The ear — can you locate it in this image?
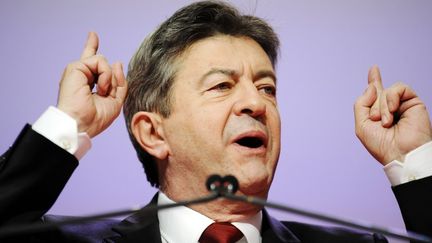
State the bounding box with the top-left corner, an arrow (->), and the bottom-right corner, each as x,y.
131,111 -> 169,160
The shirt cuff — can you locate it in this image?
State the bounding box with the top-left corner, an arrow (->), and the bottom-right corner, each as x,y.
384,141 -> 432,186
32,106 -> 91,160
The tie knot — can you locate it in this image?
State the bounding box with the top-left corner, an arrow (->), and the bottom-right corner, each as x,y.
199,222 -> 244,243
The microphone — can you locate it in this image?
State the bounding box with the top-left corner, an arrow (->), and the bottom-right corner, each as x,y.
215,175 -> 432,243
206,174 -> 239,195
222,175 -> 239,194
206,174 -> 223,193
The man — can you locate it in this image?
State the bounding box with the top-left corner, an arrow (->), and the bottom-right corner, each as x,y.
0,1 -> 431,242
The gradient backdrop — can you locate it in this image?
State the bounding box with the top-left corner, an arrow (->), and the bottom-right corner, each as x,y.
1,1 -> 431,242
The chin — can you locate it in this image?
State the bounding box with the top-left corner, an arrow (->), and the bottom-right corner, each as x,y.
236,170 -> 272,198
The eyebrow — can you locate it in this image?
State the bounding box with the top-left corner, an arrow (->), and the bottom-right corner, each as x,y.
199,68 -> 236,83
199,68 -> 277,84
255,70 -> 277,84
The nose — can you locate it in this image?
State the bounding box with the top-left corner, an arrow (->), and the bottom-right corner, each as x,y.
233,83 -> 266,119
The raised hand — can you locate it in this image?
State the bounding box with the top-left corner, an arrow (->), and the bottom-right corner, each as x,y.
354,66 -> 432,165
57,32 -> 128,138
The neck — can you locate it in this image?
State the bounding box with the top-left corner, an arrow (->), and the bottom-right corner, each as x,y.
160,176 -> 265,222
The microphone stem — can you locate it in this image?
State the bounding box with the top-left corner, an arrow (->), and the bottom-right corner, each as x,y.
222,193 -> 432,243
0,192 -> 219,238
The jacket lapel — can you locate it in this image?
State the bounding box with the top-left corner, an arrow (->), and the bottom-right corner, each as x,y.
261,209 -> 301,243
105,194 -> 162,243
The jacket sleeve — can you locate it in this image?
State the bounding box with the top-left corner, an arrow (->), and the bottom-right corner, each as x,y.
0,124 -> 78,226
392,176 -> 432,238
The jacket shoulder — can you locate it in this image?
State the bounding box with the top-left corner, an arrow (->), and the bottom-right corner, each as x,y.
42,215 -> 120,243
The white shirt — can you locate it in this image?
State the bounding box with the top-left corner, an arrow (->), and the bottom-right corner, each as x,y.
158,192 -> 261,243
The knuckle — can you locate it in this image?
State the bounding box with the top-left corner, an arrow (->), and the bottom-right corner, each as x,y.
354,97 -> 361,107
95,54 -> 108,62
395,81 -> 405,86
392,81 -> 407,90
354,92 -> 367,105
418,102 -> 428,112
65,61 -> 82,72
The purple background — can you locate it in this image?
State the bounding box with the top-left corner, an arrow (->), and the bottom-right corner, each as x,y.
1,1 -> 431,242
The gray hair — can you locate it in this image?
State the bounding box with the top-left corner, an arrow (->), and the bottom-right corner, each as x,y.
124,0 -> 280,187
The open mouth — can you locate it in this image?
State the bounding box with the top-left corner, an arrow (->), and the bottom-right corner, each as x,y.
235,137 -> 264,148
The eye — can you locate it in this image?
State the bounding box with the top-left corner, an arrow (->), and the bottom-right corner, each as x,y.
212,82 -> 233,91
259,85 -> 276,96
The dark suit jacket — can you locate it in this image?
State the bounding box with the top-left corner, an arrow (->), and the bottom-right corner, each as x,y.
0,125 -> 431,242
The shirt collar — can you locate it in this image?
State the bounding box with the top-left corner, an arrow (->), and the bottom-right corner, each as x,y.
157,192 -> 262,243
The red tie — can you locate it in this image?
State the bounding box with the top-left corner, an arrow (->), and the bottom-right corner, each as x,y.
199,222 -> 244,243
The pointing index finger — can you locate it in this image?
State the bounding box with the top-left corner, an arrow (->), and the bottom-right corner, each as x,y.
368,65 -> 384,92
80,32 -> 99,60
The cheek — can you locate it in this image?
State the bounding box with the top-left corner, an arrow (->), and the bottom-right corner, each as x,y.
268,109 -> 281,148
196,104 -> 231,134
166,107 -> 226,156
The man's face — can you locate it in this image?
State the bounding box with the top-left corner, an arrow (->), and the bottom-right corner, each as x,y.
161,35 -> 280,198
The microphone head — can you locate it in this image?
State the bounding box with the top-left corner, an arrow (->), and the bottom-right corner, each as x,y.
206,174 -> 223,192
222,175 -> 239,194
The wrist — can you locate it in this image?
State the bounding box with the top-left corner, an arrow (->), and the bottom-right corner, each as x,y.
33,106 -> 92,160
384,141 -> 432,186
